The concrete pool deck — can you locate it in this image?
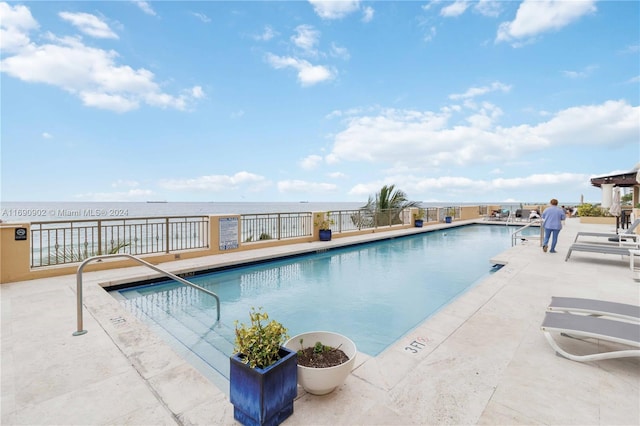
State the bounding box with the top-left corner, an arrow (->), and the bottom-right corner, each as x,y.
2,218 -> 639,425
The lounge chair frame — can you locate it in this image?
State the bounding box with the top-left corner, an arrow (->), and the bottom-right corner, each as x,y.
574,232 -> 638,244
547,296 -> 640,322
573,219 -> 640,244
541,312 -> 640,362
564,242 -> 638,261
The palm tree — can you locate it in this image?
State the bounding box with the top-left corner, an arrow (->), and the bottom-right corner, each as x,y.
359,184 -> 420,226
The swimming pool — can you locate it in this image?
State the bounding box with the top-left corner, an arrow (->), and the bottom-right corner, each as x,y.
115,224 -> 536,386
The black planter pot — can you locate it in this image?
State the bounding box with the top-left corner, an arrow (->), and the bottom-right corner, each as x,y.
319,229 -> 332,241
414,219 -> 423,227
230,347 -> 298,426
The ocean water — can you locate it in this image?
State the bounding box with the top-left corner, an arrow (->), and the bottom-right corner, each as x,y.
0,201 -> 364,223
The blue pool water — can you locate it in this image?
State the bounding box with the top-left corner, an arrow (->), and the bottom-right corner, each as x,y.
116,224 -> 536,382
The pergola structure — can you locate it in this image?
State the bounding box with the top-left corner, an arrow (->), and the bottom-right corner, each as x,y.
590,170 -> 639,189
590,166 -> 640,228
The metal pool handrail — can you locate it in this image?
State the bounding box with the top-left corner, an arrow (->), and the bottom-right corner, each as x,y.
73,254 -> 220,336
511,220 -> 543,246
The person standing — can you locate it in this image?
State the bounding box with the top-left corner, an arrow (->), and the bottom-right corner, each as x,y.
542,198 -> 566,253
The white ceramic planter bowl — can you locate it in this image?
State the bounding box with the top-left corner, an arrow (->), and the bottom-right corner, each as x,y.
284,331 -> 357,396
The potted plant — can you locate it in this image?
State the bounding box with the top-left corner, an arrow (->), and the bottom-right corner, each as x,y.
414,208 -> 425,227
284,331 -> 357,396
314,212 -> 335,241
445,207 -> 455,223
230,307 -> 298,426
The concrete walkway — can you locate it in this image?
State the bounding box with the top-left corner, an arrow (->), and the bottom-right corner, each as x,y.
2,218 -> 639,425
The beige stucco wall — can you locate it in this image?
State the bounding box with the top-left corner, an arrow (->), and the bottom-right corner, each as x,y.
578,216 -> 617,225
0,223 -> 32,283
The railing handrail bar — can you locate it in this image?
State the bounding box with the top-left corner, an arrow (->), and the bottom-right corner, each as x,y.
34,215 -> 209,226
240,211 -> 313,216
73,254 -> 220,336
511,219 -> 542,246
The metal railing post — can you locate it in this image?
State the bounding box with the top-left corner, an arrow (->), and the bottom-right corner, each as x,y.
165,218 -> 170,253
277,213 -> 282,240
97,220 -> 102,256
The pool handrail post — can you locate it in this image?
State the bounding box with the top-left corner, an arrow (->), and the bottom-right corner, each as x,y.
73,253 -> 221,336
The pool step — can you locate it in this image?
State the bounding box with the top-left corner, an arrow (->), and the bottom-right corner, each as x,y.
123,300 -> 236,379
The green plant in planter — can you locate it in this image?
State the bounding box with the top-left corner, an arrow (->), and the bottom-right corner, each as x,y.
234,307 -> 289,369
230,308 -> 297,426
314,212 -> 335,230
313,341 -> 328,354
413,208 -> 425,220
296,338 -> 336,356
577,203 -> 611,217
295,338 -> 348,369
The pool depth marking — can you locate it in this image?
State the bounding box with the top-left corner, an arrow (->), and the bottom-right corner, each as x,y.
404,336 -> 429,354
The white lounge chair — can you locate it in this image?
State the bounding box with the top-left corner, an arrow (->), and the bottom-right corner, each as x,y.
541,311 -> 640,362
565,242 -> 639,261
573,218 -> 640,244
547,296 -> 640,322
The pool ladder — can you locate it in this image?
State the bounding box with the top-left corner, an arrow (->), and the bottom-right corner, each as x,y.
73,254 -> 221,336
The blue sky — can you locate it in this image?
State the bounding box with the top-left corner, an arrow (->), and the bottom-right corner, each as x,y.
1,0 -> 638,204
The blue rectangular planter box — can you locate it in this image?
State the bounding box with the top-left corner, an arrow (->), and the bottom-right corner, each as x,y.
230,347 -> 298,426
319,229 -> 332,241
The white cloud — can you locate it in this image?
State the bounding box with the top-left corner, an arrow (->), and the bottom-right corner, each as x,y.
449,81 -> 512,100
265,53 -> 335,86
133,1 -> 156,16
474,0 -> 502,18
349,172 -> 589,201
255,25 -> 277,41
291,25 -> 320,55
0,2 -> 38,53
80,91 -> 140,112
330,42 -> 350,60
0,4 -> 203,112
496,0 -> 597,46
348,181 -> 387,197
191,12 -> 211,23
328,171 -> 347,179
423,26 -> 437,43
41,132 -> 53,139
325,100 -> 639,170
277,180 -> 337,193
535,100 -> 639,146
159,172 -> 270,192
362,6 -> 374,23
308,0 -> 360,20
440,1 -> 470,18
59,12 -> 118,39
562,65 -> 597,79
189,86 -> 205,99
300,154 -> 323,170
